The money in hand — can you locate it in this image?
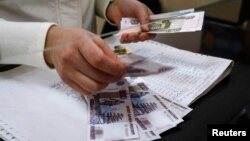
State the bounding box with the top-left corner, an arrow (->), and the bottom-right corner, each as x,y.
112,45 -> 169,76
120,10 -> 204,34
113,45 -> 145,65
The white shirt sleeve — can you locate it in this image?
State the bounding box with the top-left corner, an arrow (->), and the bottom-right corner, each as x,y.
0,19 -> 55,69
95,0 -> 115,25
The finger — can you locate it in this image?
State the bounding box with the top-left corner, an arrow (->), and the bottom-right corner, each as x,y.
72,70 -> 108,94
121,32 -> 156,43
67,79 -> 91,96
138,32 -> 156,41
121,32 -> 140,43
147,8 -> 154,16
55,54 -> 109,95
78,39 -> 125,76
92,36 -> 117,60
126,32 -> 140,42
112,13 -> 122,29
136,6 -> 151,32
106,3 -> 122,28
72,50 -> 124,83
58,69 -> 91,95
150,33 -> 156,39
120,33 -> 129,43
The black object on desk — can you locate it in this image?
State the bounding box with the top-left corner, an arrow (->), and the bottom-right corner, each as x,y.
0,65 -> 20,72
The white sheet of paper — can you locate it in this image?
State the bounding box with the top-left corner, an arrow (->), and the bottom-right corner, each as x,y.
0,66 -> 88,141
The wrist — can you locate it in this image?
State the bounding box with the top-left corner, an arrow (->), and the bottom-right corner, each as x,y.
44,25 -> 60,68
106,0 -> 118,23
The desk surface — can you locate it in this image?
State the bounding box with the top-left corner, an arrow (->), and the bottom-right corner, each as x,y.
155,19 -> 250,141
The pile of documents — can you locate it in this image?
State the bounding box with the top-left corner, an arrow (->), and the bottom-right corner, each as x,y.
86,78 -> 192,141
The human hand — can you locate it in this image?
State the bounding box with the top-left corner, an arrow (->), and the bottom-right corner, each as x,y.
107,0 -> 156,43
44,26 -> 126,95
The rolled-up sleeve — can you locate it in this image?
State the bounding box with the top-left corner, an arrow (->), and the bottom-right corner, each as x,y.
0,19 -> 55,69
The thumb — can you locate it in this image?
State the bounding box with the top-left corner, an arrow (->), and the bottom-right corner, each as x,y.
112,13 -> 122,29
107,4 -> 122,29
136,7 -> 153,32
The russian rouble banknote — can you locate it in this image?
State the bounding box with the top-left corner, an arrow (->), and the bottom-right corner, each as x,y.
86,78 -> 192,141
119,9 -> 204,34
112,45 -> 169,77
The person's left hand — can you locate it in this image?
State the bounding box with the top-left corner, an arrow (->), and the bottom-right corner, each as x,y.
106,0 -> 155,43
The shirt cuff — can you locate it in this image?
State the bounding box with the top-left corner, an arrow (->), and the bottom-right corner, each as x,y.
95,0 -> 115,26
0,20 -> 55,69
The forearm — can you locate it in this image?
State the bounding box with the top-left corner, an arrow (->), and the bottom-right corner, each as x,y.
0,19 -> 55,68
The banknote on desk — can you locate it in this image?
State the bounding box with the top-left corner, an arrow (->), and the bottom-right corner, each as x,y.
128,80 -> 184,133
86,79 -> 164,141
128,78 -> 193,119
119,9 -> 204,34
86,79 -> 139,141
86,78 -> 191,141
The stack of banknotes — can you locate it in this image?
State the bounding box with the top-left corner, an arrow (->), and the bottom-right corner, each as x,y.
86,78 -> 192,141
119,8 -> 204,34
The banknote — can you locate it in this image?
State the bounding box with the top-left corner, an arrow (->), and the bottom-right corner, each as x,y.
119,54 -> 145,66
159,96 -> 192,118
127,130 -> 161,141
127,78 -> 192,118
128,82 -> 183,133
126,60 -> 171,77
101,79 -> 129,92
120,11 -> 204,34
139,130 -> 161,141
135,108 -> 183,133
130,91 -> 159,117
149,8 -> 194,20
86,80 -> 139,141
86,78 -> 192,140
112,45 -> 145,65
111,44 -> 169,76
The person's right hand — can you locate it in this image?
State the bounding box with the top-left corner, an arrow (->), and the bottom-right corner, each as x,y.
44,26 -> 126,95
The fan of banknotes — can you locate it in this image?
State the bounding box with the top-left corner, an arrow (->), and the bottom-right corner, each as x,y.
86,78 -> 192,141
